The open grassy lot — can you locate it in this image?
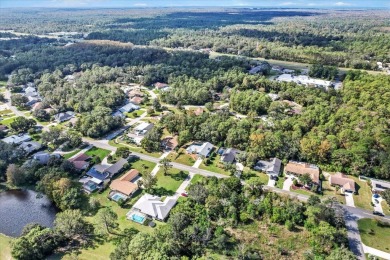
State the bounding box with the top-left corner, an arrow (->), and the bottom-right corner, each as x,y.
199,154 -> 230,175
166,148 -> 195,166
154,168 -> 188,196
63,148 -> 82,160
358,218 -> 390,253
85,147 -> 111,161
0,117 -> 16,126
191,174 -> 205,184
0,109 -> 12,116
129,158 -> 156,173
0,233 -> 13,260
109,139 -> 163,158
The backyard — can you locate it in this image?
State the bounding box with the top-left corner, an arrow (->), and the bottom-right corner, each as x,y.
154,168 -> 189,196
85,147 -> 111,161
358,218 -> 390,253
166,148 -> 195,166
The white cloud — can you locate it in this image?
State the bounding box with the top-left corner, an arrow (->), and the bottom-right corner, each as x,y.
334,1 -> 352,6
134,3 -> 147,6
279,2 -> 295,6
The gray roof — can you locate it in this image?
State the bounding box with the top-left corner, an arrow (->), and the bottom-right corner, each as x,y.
105,158 -> 128,176
32,151 -> 60,164
54,111 -> 75,122
255,158 -> 282,175
20,141 -> 42,154
132,194 -> 177,221
2,134 -> 31,145
221,148 -> 238,163
119,103 -> 140,113
187,142 -> 213,157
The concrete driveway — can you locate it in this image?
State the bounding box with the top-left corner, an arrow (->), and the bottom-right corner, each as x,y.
345,192 -> 355,207
373,196 -> 384,213
283,176 -> 294,191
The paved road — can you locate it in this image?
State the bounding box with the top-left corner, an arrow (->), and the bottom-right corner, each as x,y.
341,206 -> 366,260
4,89 -> 25,117
362,244 -> 390,259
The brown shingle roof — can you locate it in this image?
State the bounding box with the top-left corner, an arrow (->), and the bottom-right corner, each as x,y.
285,161 -> 320,183
329,172 -> 355,192
109,169 -> 139,196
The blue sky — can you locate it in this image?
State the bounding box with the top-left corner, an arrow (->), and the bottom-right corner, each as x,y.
1,0 -> 389,8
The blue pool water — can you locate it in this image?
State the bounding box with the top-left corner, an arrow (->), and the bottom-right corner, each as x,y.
112,193 -> 126,201
132,214 -> 145,223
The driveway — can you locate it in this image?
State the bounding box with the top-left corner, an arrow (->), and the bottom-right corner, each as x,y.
363,244 -> 390,259
283,176 -> 294,191
345,192 -> 355,207
373,196 -> 384,214
267,175 -> 276,187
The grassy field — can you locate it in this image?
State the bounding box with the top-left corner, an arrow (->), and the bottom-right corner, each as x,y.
358,218 -> 390,253
0,233 -> 13,260
129,158 -> 156,173
0,117 -> 16,126
199,154 -> 230,175
85,147 -> 111,161
166,148 -> 195,166
154,168 -> 188,196
191,174 -> 205,184
63,149 -> 82,160
109,139 -> 163,158
125,110 -> 145,119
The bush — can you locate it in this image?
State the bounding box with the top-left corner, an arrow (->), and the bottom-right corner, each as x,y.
285,220 -> 294,231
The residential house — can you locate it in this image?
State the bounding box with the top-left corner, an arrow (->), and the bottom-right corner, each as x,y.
119,103 -> 140,113
134,122 -> 154,136
193,107 -> 204,116
130,96 -> 143,105
267,93 -> 280,101
249,62 -> 271,75
19,141 -> 42,154
254,158 -> 282,176
161,136 -> 178,150
79,176 -> 103,193
220,148 -> 239,164
109,169 -> 139,199
285,161 -> 320,185
186,142 -> 213,158
68,153 -> 91,171
154,82 -> 169,90
282,100 -> 303,115
112,111 -> 126,119
0,125 -> 9,132
128,89 -> 144,98
2,134 -> 31,145
329,173 -> 356,193
86,164 -> 110,182
32,151 -> 60,165
371,179 -> 390,193
129,194 -> 177,221
25,86 -> 37,94
105,158 -> 128,178
31,102 -> 43,112
54,111 -> 75,123
26,96 -> 41,106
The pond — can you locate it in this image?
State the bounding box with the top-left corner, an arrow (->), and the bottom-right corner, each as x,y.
0,189 -> 57,237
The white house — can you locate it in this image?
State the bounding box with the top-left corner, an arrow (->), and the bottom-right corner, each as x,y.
130,194 -> 177,221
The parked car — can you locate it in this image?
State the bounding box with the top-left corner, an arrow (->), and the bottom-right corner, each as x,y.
373,211 -> 385,217
374,199 -> 379,204
270,175 -> 278,181
181,192 -> 188,197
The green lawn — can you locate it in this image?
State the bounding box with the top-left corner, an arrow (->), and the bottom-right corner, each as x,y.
166,148 -> 195,166
358,218 -> 390,253
290,188 -> 315,196
276,175 -> 285,189
85,147 -> 111,161
349,176 -> 373,211
0,117 -> 16,126
191,174 -> 205,184
382,201 -> 390,216
125,110 -> 145,118
63,149 -> 82,160
0,109 -> 12,116
129,158 -> 156,173
109,139 -> 163,158
199,154 -> 230,175
154,168 -> 188,196
0,233 -> 13,260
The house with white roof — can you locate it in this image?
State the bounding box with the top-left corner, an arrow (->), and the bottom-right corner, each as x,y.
129,194 -> 177,221
134,122 -> 154,136
19,141 -> 42,154
119,103 -> 140,113
254,158 -> 282,176
186,142 -> 213,158
2,134 -> 31,145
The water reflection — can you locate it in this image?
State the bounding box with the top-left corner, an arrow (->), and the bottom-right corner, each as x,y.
0,189 -> 57,237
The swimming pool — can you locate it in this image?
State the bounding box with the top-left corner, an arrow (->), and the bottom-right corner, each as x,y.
111,193 -> 127,202
131,213 -> 145,224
